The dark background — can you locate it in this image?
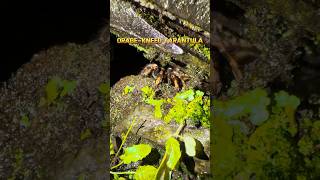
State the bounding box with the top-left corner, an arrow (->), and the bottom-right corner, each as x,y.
0,0 -> 108,82
110,34 -> 149,86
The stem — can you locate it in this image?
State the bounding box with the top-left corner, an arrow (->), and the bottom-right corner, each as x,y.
110,171 -> 135,175
155,152 -> 168,179
111,161 -> 124,170
173,120 -> 186,136
112,117 -> 137,164
158,152 -> 168,169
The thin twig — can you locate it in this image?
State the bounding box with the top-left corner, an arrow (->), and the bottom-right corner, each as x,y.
112,117 -> 137,164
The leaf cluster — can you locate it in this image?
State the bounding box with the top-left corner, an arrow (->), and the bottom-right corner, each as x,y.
110,117 -> 204,180
141,87 -> 210,127
39,77 -> 77,106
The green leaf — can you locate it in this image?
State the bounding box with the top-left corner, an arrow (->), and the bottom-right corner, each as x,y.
195,90 -> 204,97
45,77 -> 60,104
214,88 -> 270,126
123,85 -> 135,95
174,89 -> 195,101
275,91 -> 300,109
60,80 -> 77,97
120,144 -> 152,164
113,174 -> 120,180
20,115 -> 31,128
183,136 -> 196,157
134,165 -> 157,180
163,89 -> 209,126
165,137 -> 181,170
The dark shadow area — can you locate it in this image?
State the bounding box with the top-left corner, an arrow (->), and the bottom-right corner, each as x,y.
141,148 -> 161,166
213,0 -> 245,19
1,0 -> 108,82
110,34 -> 150,86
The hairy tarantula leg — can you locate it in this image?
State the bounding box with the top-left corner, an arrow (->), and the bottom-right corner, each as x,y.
180,79 -> 186,88
212,66 -> 222,95
171,75 -> 180,91
152,69 -> 160,79
155,68 -> 165,87
224,52 -> 243,81
140,63 -> 158,77
173,80 -> 180,91
173,79 -> 180,91
180,76 -> 190,89
166,68 -> 173,85
217,41 -> 243,81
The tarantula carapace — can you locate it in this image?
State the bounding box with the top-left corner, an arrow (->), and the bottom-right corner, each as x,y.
140,63 -> 190,91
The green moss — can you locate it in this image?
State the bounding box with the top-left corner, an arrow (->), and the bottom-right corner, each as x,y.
164,90 -> 210,127
130,44 -> 149,53
147,98 -> 164,119
212,88 -> 319,179
274,91 -> 300,136
99,82 -> 110,94
192,43 -> 210,60
141,87 -> 210,127
80,129 -> 92,140
298,136 -> 314,156
297,119 -> 320,178
141,86 -> 155,99
141,86 -> 164,118
179,35 -> 210,61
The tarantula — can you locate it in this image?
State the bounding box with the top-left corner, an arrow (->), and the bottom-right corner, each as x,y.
140,63 -> 190,91
212,15 -> 261,95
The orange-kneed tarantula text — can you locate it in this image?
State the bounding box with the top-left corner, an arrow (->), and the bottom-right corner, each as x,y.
140,63 -> 190,91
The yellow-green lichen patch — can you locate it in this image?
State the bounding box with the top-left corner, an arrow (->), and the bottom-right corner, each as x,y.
152,125 -> 172,141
